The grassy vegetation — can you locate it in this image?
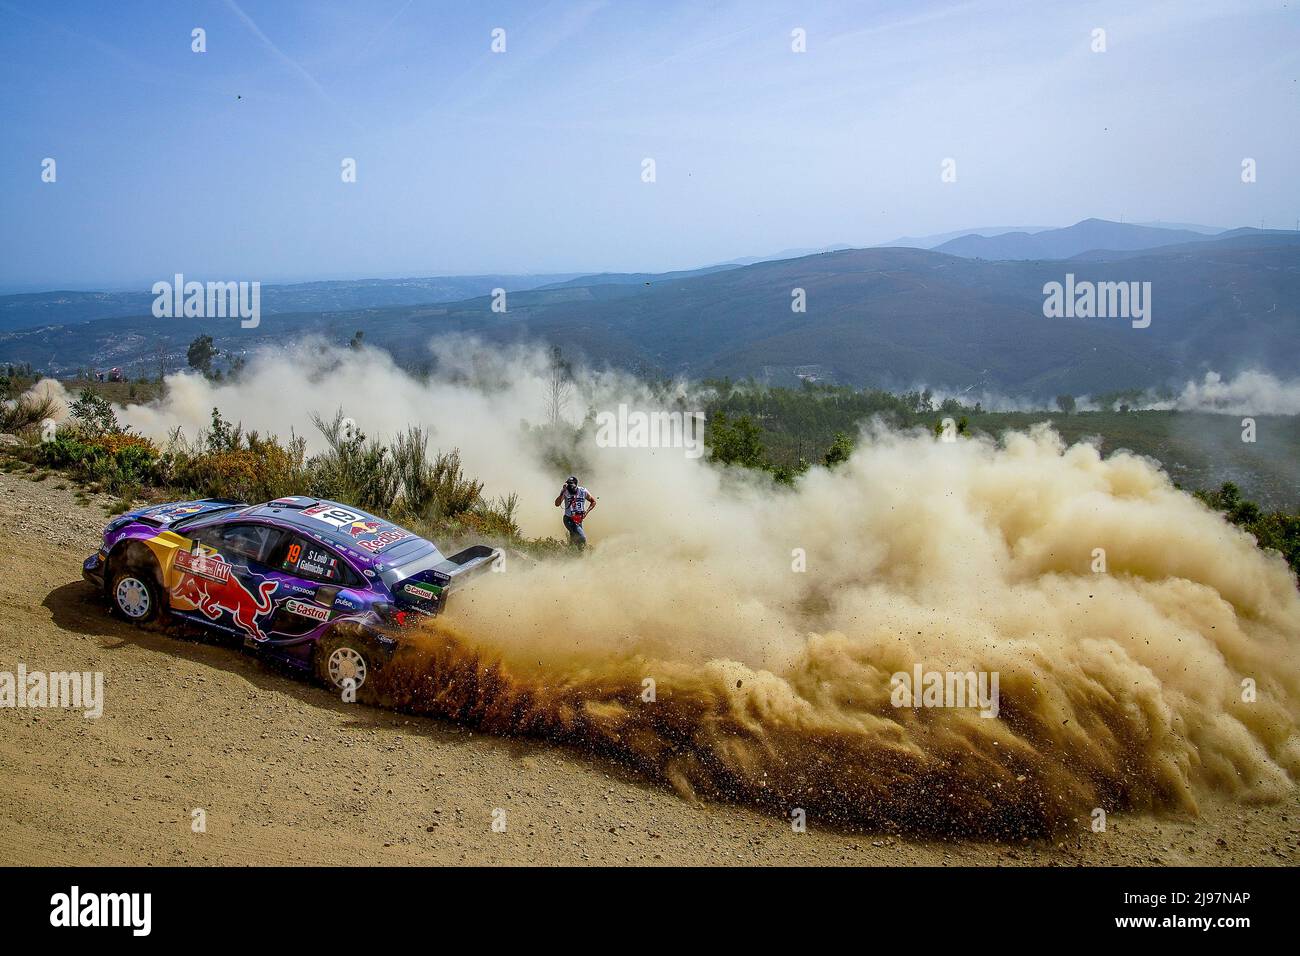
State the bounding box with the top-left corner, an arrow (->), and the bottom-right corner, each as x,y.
36,432 -> 160,495
66,378 -> 165,406
1,366 -> 164,407
0,389 -> 59,434
702,380 -> 1300,511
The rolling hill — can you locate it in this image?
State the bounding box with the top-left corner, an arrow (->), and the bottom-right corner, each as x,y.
933,218 -> 1219,260
2,232 -> 1296,398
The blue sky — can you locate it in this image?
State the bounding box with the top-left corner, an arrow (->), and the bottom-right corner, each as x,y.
0,0 -> 1297,289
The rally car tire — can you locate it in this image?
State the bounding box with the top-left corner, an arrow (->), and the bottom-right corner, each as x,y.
315,630 -> 377,694
108,563 -> 164,623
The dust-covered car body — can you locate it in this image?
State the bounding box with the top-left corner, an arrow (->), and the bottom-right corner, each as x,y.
83,496 -> 501,689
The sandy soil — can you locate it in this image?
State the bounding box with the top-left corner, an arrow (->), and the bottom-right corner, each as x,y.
1,464 -> 1296,867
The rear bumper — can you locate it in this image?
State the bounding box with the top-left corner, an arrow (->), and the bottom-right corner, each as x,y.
82,551 -> 106,591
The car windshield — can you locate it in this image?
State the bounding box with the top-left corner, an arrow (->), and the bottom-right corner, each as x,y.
170,506 -> 243,532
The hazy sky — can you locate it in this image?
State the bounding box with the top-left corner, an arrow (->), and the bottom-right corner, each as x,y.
1,0 -> 1297,289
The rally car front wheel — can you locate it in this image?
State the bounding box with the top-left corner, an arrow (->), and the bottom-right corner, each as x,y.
315,632 -> 377,694
109,566 -> 163,623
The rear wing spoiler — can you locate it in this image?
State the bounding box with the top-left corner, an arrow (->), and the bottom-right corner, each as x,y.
433,545 -> 503,589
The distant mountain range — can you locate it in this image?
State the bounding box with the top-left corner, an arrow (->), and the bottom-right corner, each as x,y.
876,220 -> 1224,252
931,218 -> 1226,259
877,226 -> 1057,249
2,221 -> 1296,398
0,274 -> 583,335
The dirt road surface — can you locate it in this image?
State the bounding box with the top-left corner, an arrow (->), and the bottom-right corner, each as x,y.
1,466 -> 1296,866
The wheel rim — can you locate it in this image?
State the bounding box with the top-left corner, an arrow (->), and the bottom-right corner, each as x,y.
115,576 -> 151,619
327,646 -> 367,690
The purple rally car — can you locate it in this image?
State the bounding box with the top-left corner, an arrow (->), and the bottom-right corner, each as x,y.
82,496 -> 502,692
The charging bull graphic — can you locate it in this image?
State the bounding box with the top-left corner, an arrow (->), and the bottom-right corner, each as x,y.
171,549 -> 278,641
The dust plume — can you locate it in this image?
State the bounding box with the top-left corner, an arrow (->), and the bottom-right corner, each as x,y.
118,342 -> 1300,835
1156,370 -> 1300,416
11,377 -> 71,421
923,369 -> 1300,414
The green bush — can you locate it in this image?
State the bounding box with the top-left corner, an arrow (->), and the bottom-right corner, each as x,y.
422,448 -> 483,519
706,410 -> 766,468
69,388 -> 122,437
0,389 -> 59,435
165,409 -> 308,503
307,411 -> 399,514
822,432 -> 855,468
36,431 -> 160,495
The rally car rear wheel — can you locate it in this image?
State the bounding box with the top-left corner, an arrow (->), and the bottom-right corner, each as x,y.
315,633 -> 374,693
110,567 -> 162,622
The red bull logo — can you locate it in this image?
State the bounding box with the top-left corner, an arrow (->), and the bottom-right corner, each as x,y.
171,551 -> 277,640
357,529 -> 410,553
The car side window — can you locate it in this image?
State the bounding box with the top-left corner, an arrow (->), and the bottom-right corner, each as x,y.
198,523 -> 284,565
279,535 -> 358,586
